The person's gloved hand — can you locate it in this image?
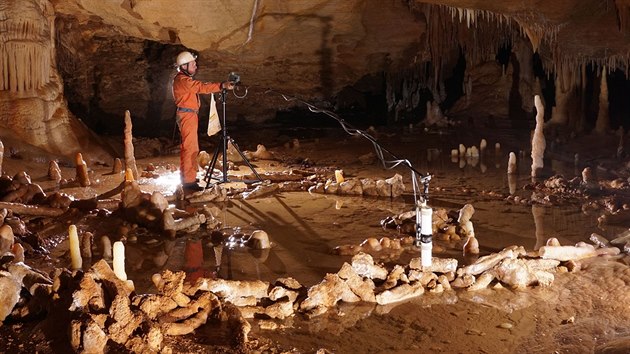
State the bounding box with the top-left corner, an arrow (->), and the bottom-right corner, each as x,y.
221,81 -> 236,90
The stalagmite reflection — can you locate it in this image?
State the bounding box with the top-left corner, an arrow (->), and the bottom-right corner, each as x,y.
532,204 -> 545,250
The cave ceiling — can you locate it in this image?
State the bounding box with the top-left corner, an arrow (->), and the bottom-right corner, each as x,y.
1,0 -> 629,161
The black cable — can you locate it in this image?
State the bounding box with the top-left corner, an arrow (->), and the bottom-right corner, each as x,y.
264,88 -> 431,192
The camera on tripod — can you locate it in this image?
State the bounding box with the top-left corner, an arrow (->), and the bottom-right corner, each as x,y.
228,72 -> 241,85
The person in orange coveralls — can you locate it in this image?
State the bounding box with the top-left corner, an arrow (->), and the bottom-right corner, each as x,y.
172,51 -> 234,192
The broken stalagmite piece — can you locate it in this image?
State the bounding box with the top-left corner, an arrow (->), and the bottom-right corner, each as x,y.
162,210 -> 206,233
375,282 -> 424,305
252,144 -> 273,160
0,201 -> 65,217
538,245 -> 595,261
409,257 -> 458,274
460,247 -> 520,276
249,230 -> 270,249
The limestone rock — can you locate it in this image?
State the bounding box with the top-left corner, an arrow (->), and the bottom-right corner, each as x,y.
494,258 -> 555,288
351,253 -> 388,280
82,318 -> 108,354
0,271 -> 21,322
300,273 -> 360,313
0,224 -> 14,254
337,262 -> 376,302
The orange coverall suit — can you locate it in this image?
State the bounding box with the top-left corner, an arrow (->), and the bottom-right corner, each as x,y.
172,73 -> 222,184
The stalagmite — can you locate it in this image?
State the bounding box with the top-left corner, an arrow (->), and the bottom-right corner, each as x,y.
457,204 -> 475,225
617,128 -> 625,158
582,167 -> 594,185
548,61 -> 573,126
48,160 -> 62,183
0,140 -> 3,175
124,168 -> 135,182
479,139 -> 487,155
508,173 -> 517,195
81,232 -> 93,259
531,95 -> 546,177
112,158 -> 123,174
507,152 -> 517,174
69,225 -> 82,270
251,144 -> 273,160
113,241 -> 128,281
533,205 -> 545,250
75,153 -> 90,187
595,66 -> 610,134
101,236 -> 113,261
463,232 -> 479,255
124,111 -> 139,180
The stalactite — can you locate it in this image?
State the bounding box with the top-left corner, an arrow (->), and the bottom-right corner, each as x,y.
0,13 -> 52,92
425,4 -> 516,101
548,59 -> 574,126
243,0 -> 261,46
595,65 -> 610,134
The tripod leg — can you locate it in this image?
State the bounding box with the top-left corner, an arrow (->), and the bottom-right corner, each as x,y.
228,138 -> 262,181
204,138 -> 223,188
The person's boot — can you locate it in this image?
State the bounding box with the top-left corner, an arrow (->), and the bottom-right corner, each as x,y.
182,182 -> 203,192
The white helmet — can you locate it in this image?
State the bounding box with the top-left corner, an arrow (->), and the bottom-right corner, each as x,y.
176,51 -> 197,67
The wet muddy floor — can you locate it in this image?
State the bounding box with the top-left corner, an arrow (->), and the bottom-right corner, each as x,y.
1,120 -> 630,353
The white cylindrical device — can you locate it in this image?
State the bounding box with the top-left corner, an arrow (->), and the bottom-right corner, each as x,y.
418,204 -> 433,267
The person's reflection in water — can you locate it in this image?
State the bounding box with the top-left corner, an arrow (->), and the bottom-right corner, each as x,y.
184,238 -> 216,282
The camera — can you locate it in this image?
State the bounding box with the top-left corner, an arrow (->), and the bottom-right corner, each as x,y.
228,72 -> 241,84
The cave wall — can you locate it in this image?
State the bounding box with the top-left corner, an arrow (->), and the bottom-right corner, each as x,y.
51,0 -> 427,135
2,0 -> 630,158
0,0 -> 113,163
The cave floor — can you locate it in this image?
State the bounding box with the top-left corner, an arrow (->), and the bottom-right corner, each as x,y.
2,119 -> 630,353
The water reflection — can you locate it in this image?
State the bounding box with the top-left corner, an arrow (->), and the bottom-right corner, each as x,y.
122,148 -> 624,292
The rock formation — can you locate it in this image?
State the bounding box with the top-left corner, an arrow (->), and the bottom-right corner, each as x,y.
0,0 -> 112,163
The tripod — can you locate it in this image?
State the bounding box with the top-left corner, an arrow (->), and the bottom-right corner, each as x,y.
204,88 -> 261,188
